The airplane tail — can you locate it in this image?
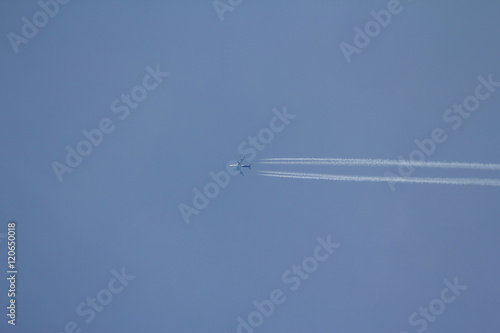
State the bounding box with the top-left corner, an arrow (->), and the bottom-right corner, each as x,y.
248,163 -> 251,169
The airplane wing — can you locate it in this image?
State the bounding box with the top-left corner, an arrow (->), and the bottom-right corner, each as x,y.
238,167 -> 244,176
238,157 -> 245,164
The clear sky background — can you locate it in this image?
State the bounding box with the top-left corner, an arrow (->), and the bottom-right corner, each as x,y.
1,1 -> 500,332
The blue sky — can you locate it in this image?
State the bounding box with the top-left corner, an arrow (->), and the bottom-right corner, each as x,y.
1,1 -> 500,332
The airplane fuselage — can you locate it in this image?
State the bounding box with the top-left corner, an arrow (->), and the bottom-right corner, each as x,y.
230,157 -> 252,175
229,164 -> 251,168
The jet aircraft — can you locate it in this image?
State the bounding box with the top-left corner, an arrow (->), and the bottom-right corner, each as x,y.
229,157 -> 252,176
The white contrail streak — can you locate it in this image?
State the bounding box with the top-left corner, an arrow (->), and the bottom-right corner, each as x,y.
259,171 -> 500,187
259,158 -> 500,171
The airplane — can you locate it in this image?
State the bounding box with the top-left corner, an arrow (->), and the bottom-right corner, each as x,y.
229,157 -> 252,176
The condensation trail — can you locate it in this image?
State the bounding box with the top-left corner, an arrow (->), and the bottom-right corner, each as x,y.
258,158 -> 500,171
259,171 -> 500,187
